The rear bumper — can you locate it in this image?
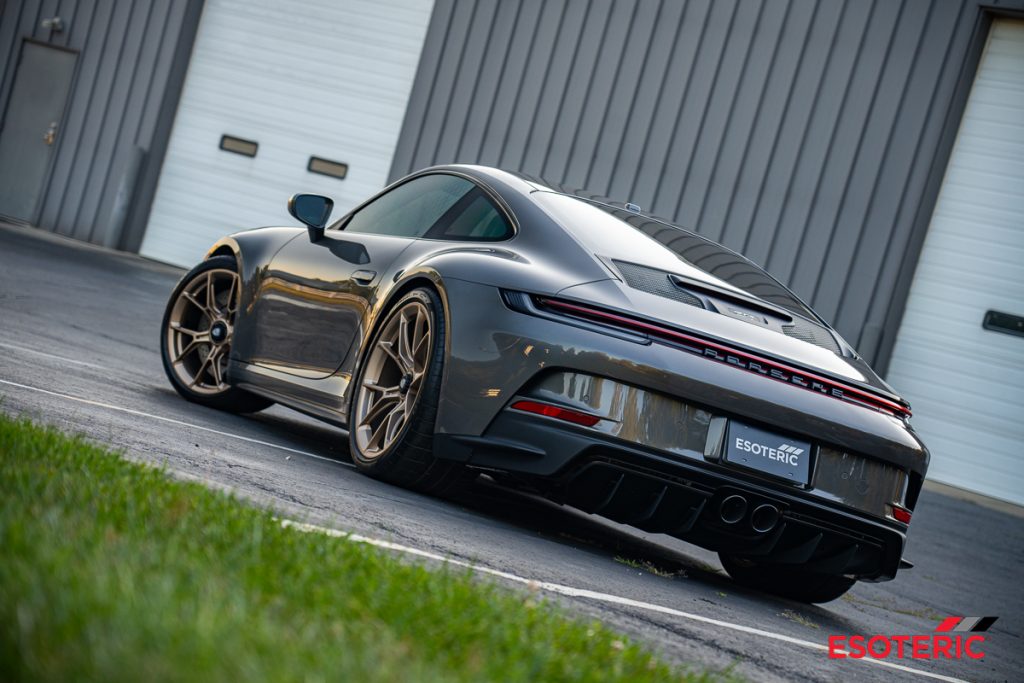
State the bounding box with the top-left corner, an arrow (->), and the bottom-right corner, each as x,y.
436,410 -> 907,581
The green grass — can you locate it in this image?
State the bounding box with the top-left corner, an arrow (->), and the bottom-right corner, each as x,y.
0,414 -> 726,682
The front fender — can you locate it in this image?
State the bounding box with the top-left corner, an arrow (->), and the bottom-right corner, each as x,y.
205,227 -> 304,361
205,227 -> 303,285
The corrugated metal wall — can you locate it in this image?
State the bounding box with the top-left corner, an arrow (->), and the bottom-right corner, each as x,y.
0,0 -> 202,248
390,0 -> 1012,368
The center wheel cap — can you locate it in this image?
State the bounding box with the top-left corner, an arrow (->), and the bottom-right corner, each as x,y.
210,321 -> 229,343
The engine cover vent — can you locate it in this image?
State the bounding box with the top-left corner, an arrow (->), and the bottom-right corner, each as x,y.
613,260 -> 705,309
782,319 -> 842,355
613,259 -> 843,355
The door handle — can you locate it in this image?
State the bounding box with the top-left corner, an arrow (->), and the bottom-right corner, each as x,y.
352,270 -> 376,284
43,121 -> 58,146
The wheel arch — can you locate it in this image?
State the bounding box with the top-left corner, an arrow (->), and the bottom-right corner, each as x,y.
343,269 -> 453,420
375,268 -> 453,362
205,237 -> 243,270
380,271 -> 449,322
208,243 -> 237,260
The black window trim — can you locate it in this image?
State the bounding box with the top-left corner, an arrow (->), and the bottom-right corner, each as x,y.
328,170 -> 519,241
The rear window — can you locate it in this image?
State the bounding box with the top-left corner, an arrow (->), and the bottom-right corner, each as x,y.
625,216 -> 817,320
538,191 -> 819,322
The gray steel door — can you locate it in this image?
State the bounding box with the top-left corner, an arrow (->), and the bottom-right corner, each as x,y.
0,41 -> 77,222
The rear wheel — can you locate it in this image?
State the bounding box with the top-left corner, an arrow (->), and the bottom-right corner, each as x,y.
348,287 -> 470,495
160,255 -> 272,413
719,553 -> 856,603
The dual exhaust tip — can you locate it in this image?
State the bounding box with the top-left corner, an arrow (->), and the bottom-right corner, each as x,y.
719,494 -> 780,533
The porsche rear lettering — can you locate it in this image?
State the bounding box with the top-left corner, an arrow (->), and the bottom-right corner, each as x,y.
703,348 -> 845,398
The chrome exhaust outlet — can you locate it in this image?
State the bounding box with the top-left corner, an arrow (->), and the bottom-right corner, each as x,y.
750,504 -> 780,533
719,494 -> 748,524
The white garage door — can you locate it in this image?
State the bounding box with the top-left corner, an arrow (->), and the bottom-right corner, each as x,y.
887,19 -> 1024,506
141,0 -> 433,267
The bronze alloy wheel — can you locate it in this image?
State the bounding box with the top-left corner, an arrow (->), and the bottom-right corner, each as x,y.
348,287 -> 471,495
164,267 -> 240,395
353,299 -> 433,457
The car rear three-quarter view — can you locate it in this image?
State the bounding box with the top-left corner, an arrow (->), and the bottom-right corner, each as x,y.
159,165 -> 928,604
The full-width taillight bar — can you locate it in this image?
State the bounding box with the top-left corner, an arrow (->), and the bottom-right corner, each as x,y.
533,296 -> 912,420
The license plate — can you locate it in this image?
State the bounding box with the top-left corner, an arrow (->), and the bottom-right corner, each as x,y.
725,421 -> 812,485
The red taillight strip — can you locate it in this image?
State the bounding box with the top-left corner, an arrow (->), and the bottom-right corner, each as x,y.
536,297 -> 911,419
510,400 -> 602,427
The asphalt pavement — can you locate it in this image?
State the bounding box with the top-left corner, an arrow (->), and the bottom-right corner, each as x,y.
1,223 -> 1020,682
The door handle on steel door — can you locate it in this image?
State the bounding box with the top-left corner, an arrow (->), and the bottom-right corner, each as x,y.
352,270 -> 376,284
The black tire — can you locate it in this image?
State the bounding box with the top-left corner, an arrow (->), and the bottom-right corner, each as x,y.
348,287 -> 471,495
160,255 -> 273,414
719,553 -> 857,603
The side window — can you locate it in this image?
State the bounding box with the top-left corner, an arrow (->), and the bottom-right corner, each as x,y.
427,188 -> 513,241
342,174 -> 475,238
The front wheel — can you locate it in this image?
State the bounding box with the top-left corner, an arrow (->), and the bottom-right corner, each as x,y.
348,287 -> 470,495
719,553 -> 857,603
160,255 -> 273,413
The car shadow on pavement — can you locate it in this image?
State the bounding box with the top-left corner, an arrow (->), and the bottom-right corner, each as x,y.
451,478 -> 863,629
224,406 -> 865,631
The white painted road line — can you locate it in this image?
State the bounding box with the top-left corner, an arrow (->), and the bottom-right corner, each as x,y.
282,519 -> 970,683
0,375 -> 970,683
0,378 -> 354,469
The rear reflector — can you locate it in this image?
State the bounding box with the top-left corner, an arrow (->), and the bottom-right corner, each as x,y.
510,400 -> 601,427
892,505 -> 912,524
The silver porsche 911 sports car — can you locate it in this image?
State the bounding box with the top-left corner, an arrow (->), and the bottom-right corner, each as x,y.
160,165 -> 928,603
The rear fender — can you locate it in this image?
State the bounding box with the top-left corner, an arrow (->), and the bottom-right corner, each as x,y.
414,246 -> 610,297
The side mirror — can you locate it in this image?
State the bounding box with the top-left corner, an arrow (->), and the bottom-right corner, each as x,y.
288,193 -> 334,242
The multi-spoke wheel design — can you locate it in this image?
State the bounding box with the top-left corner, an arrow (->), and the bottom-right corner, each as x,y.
165,267 -> 239,394
348,287 -> 470,494
160,255 -> 272,413
353,299 -> 432,457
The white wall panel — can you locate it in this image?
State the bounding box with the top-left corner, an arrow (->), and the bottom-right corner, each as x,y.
888,19 -> 1024,505
142,0 -> 433,266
